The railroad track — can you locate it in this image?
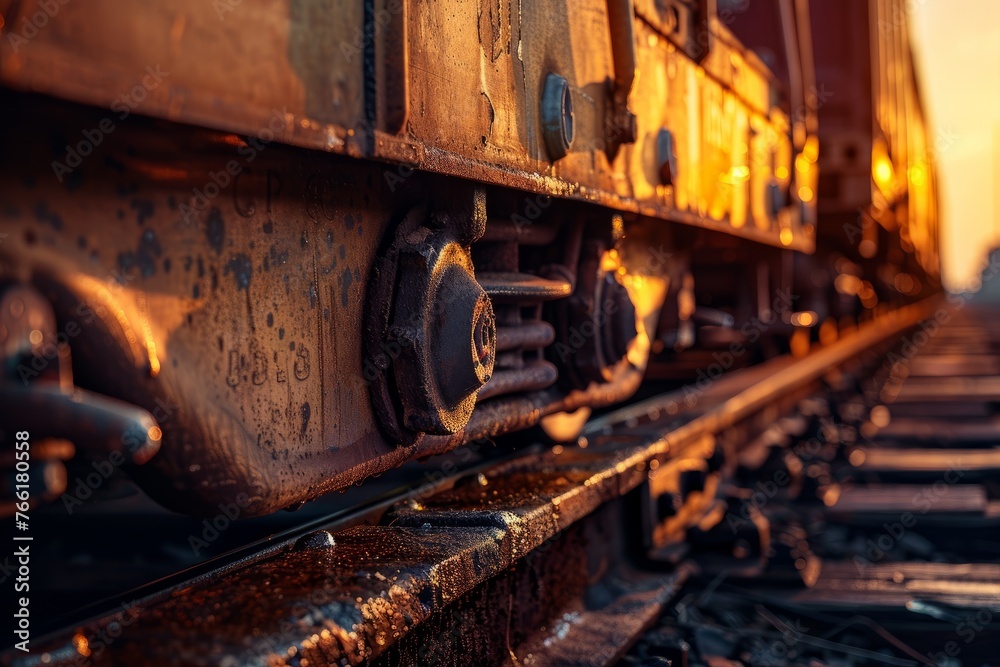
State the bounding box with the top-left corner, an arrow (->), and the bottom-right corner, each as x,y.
12,296 -> 1000,666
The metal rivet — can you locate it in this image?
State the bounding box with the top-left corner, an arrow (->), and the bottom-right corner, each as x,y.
656,128 -> 678,186
541,73 -> 574,161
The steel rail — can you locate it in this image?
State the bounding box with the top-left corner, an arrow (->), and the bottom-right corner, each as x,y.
11,302 -> 935,666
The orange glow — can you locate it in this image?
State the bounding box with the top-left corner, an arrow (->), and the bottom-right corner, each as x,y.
894,272 -> 918,294
819,318 -> 838,345
835,274 -> 862,296
870,405 -> 891,428
859,239 -> 877,259
540,408 -> 592,443
874,160 -> 893,186
213,133 -> 249,148
873,149 -> 896,198
598,243 -> 669,372
73,633 -> 91,657
791,311 -> 818,327
908,163 -> 928,187
803,136 -> 820,162
911,2 -> 1000,289
129,163 -> 190,181
790,328 -> 810,357
795,153 -> 812,175
720,165 -> 750,185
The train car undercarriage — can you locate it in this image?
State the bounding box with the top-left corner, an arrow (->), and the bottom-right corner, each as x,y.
0,0 -> 959,665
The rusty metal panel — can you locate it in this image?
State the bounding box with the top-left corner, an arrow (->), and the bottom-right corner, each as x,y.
0,0 -> 366,155
0,98 -> 400,517
378,0 -> 811,250
1,0 -> 813,251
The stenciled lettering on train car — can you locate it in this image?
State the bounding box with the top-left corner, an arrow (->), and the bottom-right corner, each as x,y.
233,168 -> 282,219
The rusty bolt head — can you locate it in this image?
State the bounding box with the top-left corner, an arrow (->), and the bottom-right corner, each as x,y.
432,266 -> 495,406
389,236 -> 497,436
542,73 -> 574,161
656,128 -> 678,186
365,203 -> 497,444
618,108 -> 639,145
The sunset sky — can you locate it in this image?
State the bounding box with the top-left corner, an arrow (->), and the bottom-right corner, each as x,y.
910,0 -> 1000,290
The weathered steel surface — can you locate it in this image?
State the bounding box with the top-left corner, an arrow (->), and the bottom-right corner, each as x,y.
0,91 -> 643,518
0,95 -> 401,517
0,0 -> 813,252
18,452 -> 657,665
0,0 -> 366,154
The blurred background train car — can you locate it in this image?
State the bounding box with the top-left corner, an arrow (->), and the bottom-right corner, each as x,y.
647,0 -> 939,381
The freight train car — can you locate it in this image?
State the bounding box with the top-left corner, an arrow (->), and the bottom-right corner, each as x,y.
0,0 -> 936,520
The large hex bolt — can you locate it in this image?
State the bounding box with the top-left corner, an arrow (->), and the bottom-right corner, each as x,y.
381,232 -> 496,437
365,197 -> 497,443
541,73 -> 575,161
432,265 -> 495,407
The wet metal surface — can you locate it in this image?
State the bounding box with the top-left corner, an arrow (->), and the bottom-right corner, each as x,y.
11,298 -> 936,666
0,0 -> 815,252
